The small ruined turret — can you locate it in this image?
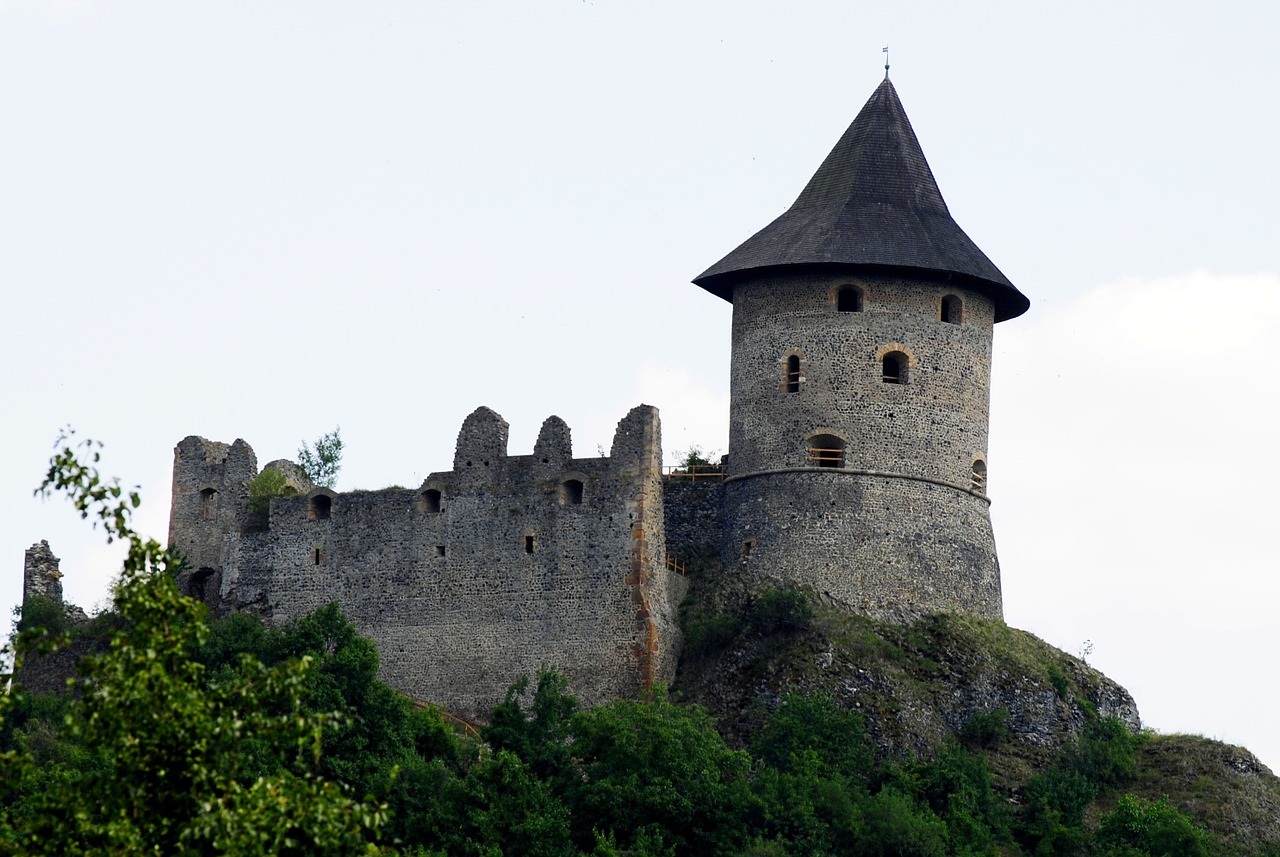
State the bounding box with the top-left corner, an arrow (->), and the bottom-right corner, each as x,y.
23,540 -> 88,624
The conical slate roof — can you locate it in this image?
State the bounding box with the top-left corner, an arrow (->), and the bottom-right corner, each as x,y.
694,79 -> 1029,321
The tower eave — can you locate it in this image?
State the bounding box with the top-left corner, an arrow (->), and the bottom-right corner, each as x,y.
692,78 -> 1031,323
694,261 -> 1030,322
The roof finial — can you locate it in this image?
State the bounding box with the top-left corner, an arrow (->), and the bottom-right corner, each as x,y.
883,45 -> 890,79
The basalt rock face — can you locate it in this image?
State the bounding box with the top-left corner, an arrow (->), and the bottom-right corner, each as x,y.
673,571 -> 1139,766
672,575 -> 1280,852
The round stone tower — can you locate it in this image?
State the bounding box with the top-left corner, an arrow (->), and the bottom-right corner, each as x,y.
694,78 -> 1029,622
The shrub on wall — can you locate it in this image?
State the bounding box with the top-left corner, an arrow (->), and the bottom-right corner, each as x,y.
245,469 -> 298,524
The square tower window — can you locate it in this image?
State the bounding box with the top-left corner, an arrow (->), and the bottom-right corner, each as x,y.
837,285 -> 864,312
418,488 -> 442,513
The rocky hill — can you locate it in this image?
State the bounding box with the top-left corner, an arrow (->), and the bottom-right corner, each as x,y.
672,565 -> 1280,853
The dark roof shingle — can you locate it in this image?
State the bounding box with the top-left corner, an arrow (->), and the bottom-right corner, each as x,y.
693,79 -> 1029,322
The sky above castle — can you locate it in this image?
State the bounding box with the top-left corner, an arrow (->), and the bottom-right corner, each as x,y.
2,1 -> 1278,771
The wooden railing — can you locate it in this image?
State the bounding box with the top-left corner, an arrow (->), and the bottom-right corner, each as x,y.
662,465 -> 725,480
807,447 -> 844,466
410,699 -> 481,739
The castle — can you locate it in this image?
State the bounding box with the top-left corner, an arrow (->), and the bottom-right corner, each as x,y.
28,78 -> 1029,719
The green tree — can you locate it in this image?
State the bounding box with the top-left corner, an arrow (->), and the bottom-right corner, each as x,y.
1,434 -> 390,855
853,787 -> 947,857
484,666 -> 579,783
1092,794 -> 1211,857
752,693 -> 872,782
566,688 -> 755,857
894,741 -> 1013,855
299,427 -> 344,489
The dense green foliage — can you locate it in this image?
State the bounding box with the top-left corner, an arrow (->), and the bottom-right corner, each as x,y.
2,437 -> 1265,855
1,436 -> 389,855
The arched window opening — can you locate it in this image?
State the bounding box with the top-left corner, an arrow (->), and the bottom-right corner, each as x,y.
524,534 -> 536,554
971,459 -> 988,492
784,354 -> 801,394
837,286 -> 864,312
308,495 -> 332,521
560,479 -> 584,505
941,294 -> 964,325
807,434 -> 845,468
187,567 -> 219,601
882,351 -> 909,384
199,487 -> 217,520
419,489 -> 442,513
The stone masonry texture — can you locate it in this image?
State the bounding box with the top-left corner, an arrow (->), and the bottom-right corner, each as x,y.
168,406 -> 688,720
23,540 -> 63,606
721,271 -> 1003,621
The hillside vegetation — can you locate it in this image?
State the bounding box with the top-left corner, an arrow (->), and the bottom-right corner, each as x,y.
4,439 -> 1278,855
674,565 -> 1280,854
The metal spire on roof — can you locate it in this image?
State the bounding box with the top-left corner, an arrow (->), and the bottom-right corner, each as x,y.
883,45 -> 889,79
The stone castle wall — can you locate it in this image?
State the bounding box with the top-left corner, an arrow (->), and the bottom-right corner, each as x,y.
169,436 -> 260,576
662,478 -> 725,573
723,271 -> 1003,620
723,473 -> 1001,622
169,405 -> 687,719
727,272 -> 995,483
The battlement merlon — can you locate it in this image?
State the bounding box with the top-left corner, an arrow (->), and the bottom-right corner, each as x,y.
609,404 -> 662,475
170,406 -> 665,556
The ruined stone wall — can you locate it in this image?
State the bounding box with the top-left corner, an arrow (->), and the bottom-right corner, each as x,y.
23,540 -> 64,606
22,540 -> 88,624
177,406 -> 685,720
723,271 -> 1002,620
168,436 -> 259,573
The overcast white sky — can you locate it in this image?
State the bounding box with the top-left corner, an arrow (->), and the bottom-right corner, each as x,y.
2,1 -> 1278,771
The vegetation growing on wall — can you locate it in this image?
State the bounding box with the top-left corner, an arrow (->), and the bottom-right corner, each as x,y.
298,426 -> 344,489
3,440 -> 1275,855
245,467 -> 299,519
